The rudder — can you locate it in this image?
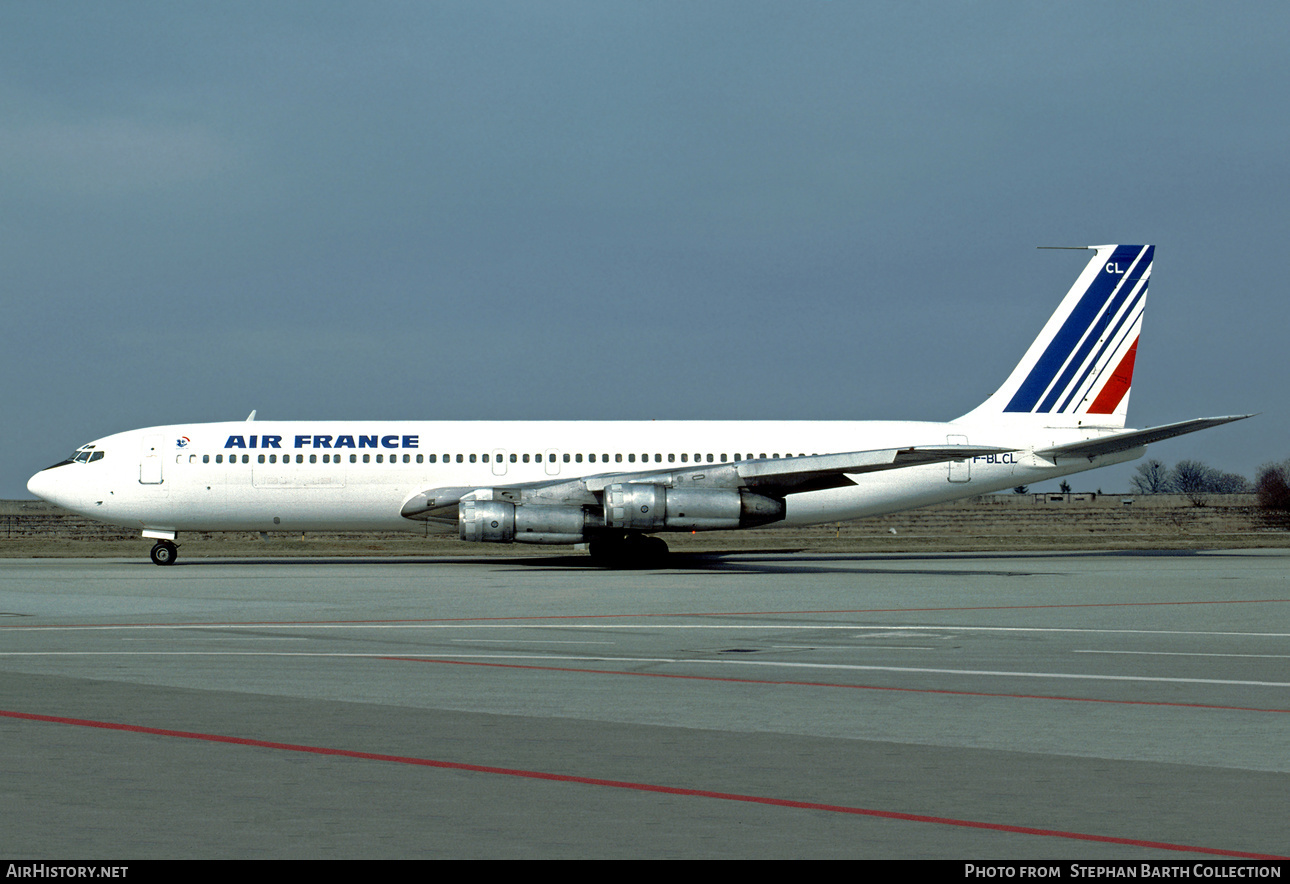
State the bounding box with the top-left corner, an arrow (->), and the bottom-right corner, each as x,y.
957,244 -> 1153,429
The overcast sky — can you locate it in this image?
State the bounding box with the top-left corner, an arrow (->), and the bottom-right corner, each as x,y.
3,2 -> 1285,498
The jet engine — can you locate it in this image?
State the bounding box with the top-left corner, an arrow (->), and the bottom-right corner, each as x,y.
457,484 -> 786,545
604,484 -> 784,531
459,500 -> 588,545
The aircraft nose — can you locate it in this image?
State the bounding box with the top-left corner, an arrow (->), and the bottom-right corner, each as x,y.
27,469 -> 51,501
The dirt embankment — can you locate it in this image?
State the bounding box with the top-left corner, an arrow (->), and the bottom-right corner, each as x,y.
3,493 -> 1287,559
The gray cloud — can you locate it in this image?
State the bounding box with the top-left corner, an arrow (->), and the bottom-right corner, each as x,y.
3,2 -> 1285,496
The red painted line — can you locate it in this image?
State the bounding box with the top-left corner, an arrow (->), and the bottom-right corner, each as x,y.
1087,337 -> 1139,414
3,598 -> 1287,629
379,657 -> 1290,714
1,707 -> 1282,860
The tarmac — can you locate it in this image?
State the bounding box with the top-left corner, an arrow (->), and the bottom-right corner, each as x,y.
1,549 -> 1287,859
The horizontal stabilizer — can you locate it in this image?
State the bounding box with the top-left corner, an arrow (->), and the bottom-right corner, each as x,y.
1035,415 -> 1254,460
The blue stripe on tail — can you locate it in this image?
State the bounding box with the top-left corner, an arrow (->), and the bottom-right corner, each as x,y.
1005,245 -> 1149,413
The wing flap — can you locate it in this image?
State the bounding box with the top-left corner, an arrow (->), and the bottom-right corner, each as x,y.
732,446 -> 1015,490
400,445 -> 1014,520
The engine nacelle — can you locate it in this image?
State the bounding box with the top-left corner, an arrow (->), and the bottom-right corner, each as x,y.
459,500 -> 587,545
604,484 -> 785,531
604,484 -> 667,530
460,486 -> 785,544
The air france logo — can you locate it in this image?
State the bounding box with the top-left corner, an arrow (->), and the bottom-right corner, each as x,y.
223,433 -> 420,450
176,436 -> 190,448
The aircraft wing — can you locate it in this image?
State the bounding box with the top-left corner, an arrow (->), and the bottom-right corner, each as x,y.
400,444 -> 1013,521
1035,415 -> 1255,461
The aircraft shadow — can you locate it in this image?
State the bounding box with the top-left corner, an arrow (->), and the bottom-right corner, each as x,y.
128,546 -> 1229,577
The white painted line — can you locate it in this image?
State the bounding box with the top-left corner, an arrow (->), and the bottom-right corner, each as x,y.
1074,650 -> 1290,659
772,645 -> 937,651
2,651 -> 1288,688
449,639 -> 615,645
6,623 -> 1290,638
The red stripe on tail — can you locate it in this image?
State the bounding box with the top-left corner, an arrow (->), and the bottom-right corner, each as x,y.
1087,337 -> 1138,414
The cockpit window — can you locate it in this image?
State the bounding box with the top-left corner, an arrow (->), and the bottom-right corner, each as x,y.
70,445 -> 105,464
43,444 -> 102,471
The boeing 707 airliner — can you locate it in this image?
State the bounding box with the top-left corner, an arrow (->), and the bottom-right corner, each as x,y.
27,245 -> 1250,565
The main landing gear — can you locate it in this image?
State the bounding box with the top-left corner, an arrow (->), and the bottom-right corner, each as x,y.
587,532 -> 670,568
149,540 -> 178,566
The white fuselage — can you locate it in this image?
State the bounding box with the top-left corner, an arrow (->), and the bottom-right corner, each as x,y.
27,419 -> 1141,536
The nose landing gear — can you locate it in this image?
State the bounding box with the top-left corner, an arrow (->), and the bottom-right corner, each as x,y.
149,540 -> 178,566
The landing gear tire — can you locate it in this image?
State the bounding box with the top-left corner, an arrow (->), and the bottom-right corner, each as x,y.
641,536 -> 669,558
150,540 -> 178,566
588,533 -> 669,568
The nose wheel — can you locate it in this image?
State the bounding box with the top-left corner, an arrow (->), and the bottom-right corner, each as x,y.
150,540 -> 178,566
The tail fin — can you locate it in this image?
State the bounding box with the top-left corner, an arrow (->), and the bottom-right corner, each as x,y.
957,244 -> 1153,429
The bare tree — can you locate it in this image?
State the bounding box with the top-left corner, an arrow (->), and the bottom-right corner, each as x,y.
1256,460 -> 1290,510
1130,459 -> 1171,494
1171,460 -> 1220,506
1211,472 -> 1252,494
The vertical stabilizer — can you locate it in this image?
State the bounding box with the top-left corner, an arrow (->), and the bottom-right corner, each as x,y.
957,244 -> 1153,429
